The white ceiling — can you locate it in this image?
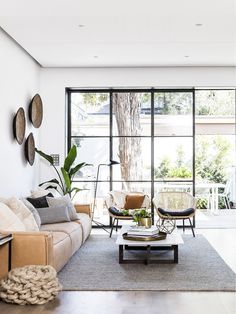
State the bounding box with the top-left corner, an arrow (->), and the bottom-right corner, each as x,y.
0,0 -> 236,67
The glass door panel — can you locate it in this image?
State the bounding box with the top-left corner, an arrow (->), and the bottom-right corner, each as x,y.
154,137 -> 193,181
195,90 -> 236,227
154,92 -> 193,136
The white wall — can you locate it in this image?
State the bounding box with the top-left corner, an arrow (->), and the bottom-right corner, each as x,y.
39,66 -> 236,181
0,29 -> 40,197
1,28 -> 235,196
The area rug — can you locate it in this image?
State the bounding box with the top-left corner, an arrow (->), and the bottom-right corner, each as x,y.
58,235 -> 236,291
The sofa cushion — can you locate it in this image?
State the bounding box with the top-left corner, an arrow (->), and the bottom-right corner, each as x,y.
108,206 -> 132,217
158,207 -> 195,217
76,213 -> 92,242
52,231 -> 69,246
47,194 -> 78,221
36,206 -> 71,224
110,190 -> 127,208
21,198 -> 41,228
124,194 -> 145,210
40,221 -> 80,235
2,197 -> 39,231
68,226 -> 83,255
31,188 -> 54,198
0,202 -> 26,232
27,193 -> 53,208
41,222 -> 83,256
52,231 -> 72,271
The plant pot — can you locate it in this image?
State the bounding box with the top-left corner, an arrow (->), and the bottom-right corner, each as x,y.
138,217 -> 152,228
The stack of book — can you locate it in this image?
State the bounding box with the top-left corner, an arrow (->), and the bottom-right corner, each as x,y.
0,234 -> 13,246
127,226 -> 159,237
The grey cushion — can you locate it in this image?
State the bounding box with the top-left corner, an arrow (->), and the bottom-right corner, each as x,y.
21,198 -> 41,228
36,205 -> 71,225
46,194 -> 78,221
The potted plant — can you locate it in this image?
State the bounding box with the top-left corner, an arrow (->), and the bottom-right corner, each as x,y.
35,145 -> 91,200
133,209 -> 152,228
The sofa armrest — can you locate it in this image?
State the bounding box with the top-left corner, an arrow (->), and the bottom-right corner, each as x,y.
0,231 -> 53,279
11,231 -> 53,269
74,204 -> 91,217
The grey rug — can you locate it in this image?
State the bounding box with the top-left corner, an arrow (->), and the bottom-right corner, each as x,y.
58,235 -> 236,291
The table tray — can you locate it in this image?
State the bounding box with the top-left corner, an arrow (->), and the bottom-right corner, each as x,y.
122,232 -> 167,241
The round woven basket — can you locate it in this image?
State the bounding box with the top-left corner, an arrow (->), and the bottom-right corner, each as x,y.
0,265 -> 62,305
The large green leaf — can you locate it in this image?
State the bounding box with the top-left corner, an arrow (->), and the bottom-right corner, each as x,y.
35,148 -> 54,165
61,167 -> 71,192
64,145 -> 77,172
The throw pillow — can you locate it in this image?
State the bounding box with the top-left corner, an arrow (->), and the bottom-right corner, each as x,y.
2,197 -> 39,231
21,198 -> 41,228
36,206 -> 71,225
124,194 -> 145,210
46,194 -> 78,221
108,206 -> 132,217
0,202 -> 26,231
30,187 -> 52,198
27,193 -> 53,208
111,190 -> 127,208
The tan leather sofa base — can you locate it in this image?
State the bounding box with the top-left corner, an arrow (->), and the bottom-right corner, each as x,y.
0,209 -> 92,279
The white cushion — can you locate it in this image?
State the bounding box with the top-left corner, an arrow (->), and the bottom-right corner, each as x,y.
30,187 -> 50,198
21,198 -> 41,228
2,197 -> 39,231
0,202 -> 26,232
110,190 -> 128,208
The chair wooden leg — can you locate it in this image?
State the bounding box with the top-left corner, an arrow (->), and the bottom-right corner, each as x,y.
116,219 -> 119,232
188,218 -> 195,237
110,218 -> 116,238
183,219 -> 185,233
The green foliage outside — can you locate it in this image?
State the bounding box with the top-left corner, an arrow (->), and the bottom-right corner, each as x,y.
155,145 -> 192,179
155,136 -> 233,209
195,136 -> 231,209
196,91 -> 235,116
195,136 -> 231,184
155,92 -> 192,115
82,93 -> 108,108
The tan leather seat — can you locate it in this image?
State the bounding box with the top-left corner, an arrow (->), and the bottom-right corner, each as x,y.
75,213 -> 92,243
41,222 -> 83,255
0,206 -> 92,279
52,231 -> 72,271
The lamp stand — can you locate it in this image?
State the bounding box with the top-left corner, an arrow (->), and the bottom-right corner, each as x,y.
92,164 -> 109,233
92,161 -> 119,233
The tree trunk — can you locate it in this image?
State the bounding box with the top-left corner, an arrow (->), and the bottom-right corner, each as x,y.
113,93 -> 143,189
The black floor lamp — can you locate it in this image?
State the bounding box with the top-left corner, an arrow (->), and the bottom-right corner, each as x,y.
92,160 -> 119,232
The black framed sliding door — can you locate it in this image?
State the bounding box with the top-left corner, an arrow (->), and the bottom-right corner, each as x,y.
67,88 -> 195,227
